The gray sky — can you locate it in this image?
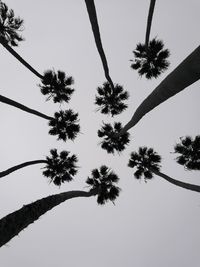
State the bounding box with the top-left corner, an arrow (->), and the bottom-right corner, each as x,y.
0,1 -> 200,266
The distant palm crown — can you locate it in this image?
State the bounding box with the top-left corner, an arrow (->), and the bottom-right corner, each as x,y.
131,38 -> 170,79
174,135 -> 200,170
128,147 -> 161,180
39,70 -> 75,103
49,109 -> 80,142
95,82 -> 129,116
0,2 -> 24,46
98,122 -> 130,154
86,165 -> 120,205
43,149 -> 78,186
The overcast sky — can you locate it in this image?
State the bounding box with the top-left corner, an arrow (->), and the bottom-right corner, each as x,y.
0,1 -> 200,266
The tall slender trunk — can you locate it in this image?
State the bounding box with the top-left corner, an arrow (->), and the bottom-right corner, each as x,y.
0,160 -> 47,178
0,37 -> 43,79
0,94 -> 53,120
0,189 -> 98,247
145,0 -> 156,48
84,0 -> 115,91
152,170 -> 200,193
120,45 -> 200,135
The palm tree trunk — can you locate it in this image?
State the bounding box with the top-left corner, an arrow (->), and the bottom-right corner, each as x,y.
152,170 -> 200,193
120,45 -> 200,135
145,0 -> 156,48
0,94 -> 53,120
0,37 -> 43,79
0,160 -> 47,178
0,189 -> 98,247
84,0 -> 115,91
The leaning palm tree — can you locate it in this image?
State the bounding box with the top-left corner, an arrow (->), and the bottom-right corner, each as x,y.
174,135 -> 200,171
0,149 -> 78,186
84,0 -> 115,91
128,147 -> 200,193
120,45 -> 200,135
95,82 -> 129,116
0,94 -> 80,141
0,2 -> 74,103
0,166 -> 120,247
98,122 -> 130,154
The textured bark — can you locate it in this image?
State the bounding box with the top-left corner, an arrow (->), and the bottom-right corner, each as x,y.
0,160 -> 47,178
153,170 -> 200,193
0,94 -> 53,120
84,0 -> 115,91
145,0 -> 156,48
0,190 -> 98,247
120,45 -> 200,134
0,37 -> 43,79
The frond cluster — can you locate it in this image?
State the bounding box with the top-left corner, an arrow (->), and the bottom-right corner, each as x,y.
98,122 -> 130,154
49,109 -> 80,142
86,165 -> 120,205
0,1 -> 24,46
128,147 -> 161,180
131,38 -> 170,79
95,82 -> 129,116
39,70 -> 74,103
43,149 -> 78,186
174,135 -> 200,170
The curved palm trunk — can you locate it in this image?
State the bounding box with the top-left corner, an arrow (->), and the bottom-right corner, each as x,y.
145,0 -> 156,48
0,160 -> 47,178
0,37 -> 43,79
84,0 -> 115,91
0,189 -> 98,247
152,170 -> 200,193
0,94 -> 53,120
120,45 -> 200,135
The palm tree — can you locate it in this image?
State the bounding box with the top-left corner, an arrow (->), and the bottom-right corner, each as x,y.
84,0 -> 115,91
128,147 -> 200,193
0,2 -> 74,103
0,166 -> 120,247
0,94 -> 80,141
0,149 -> 78,186
145,0 -> 156,47
95,82 -> 129,116
98,122 -> 130,154
174,135 -> 200,171
120,45 -> 200,135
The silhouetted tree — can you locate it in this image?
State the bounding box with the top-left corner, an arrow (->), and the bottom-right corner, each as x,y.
84,0 -> 115,90
120,46 -> 200,135
98,122 -> 130,154
128,146 -> 200,193
95,82 -> 129,116
0,94 -> 80,141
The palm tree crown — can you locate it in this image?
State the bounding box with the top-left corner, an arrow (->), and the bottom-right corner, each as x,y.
42,149 -> 78,186
98,122 -> 130,154
0,1 -> 24,46
174,135 -> 200,170
48,109 -> 80,142
131,38 -> 170,79
86,165 -> 120,205
39,70 -> 74,103
128,147 -> 161,180
95,82 -> 129,116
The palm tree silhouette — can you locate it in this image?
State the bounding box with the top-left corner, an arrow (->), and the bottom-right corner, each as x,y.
174,135 -> 200,171
145,0 -> 156,49
95,82 -> 129,116
98,122 -> 130,154
120,45 -> 200,135
0,149 -> 78,185
0,2 -> 74,103
0,94 -> 80,141
84,0 -> 115,91
128,147 -> 200,193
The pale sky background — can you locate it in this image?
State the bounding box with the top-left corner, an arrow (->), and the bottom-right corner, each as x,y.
0,1 -> 200,266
